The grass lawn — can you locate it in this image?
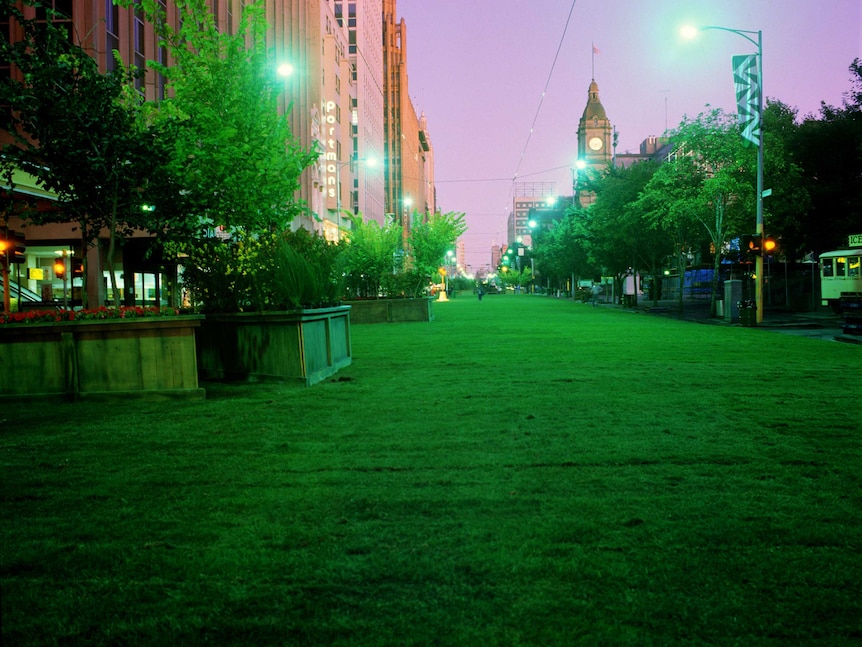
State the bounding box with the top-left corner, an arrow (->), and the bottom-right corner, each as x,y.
2,296 -> 860,645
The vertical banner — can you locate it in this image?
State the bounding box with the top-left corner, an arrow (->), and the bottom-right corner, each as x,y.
732,54 -> 760,147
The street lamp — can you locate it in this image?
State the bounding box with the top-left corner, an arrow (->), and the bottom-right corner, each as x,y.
446,249 -> 455,295
682,24 -> 765,323
403,196 -> 412,227
572,159 -> 587,207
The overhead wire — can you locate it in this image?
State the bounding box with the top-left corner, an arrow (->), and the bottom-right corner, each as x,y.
510,0 -> 579,185
502,0 -> 579,216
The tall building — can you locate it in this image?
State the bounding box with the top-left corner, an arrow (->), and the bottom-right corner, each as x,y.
419,111 -> 437,217
276,0 -> 355,239
576,78 -> 612,208
334,0 -> 386,224
1,1 -> 435,307
383,0 -> 432,239
509,182 -> 556,246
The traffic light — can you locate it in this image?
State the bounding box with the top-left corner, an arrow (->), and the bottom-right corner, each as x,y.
53,259 -> 66,278
741,234 -> 760,256
9,231 -> 25,264
71,257 -> 84,278
740,234 -> 780,258
0,230 -> 26,264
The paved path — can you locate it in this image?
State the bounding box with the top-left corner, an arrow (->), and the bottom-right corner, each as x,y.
591,297 -> 860,344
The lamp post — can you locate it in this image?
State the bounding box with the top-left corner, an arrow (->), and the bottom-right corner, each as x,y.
528,219 -> 538,294
403,196 -> 412,222
572,159 -> 586,208
446,249 -> 455,295
682,24 -> 764,323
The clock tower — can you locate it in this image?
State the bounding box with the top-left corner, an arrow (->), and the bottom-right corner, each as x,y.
576,78 -> 612,208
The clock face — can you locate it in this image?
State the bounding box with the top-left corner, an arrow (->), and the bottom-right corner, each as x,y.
588,137 -> 604,151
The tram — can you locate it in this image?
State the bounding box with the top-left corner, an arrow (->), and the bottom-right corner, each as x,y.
820,247 -> 862,310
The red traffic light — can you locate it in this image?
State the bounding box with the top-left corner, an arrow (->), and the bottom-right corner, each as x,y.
0,230 -> 26,264
71,257 -> 84,277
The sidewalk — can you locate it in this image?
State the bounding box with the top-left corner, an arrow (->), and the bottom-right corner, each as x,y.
592,297 -> 861,344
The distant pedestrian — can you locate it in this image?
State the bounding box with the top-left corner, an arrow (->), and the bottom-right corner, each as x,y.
477,286 -> 484,301
589,282 -> 602,307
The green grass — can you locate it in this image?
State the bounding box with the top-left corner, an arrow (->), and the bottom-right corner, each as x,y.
2,296 -> 861,645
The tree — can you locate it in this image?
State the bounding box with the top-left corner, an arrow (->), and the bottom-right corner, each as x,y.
0,1 -> 170,306
587,161 -> 662,304
790,59 -> 862,254
122,0 -> 317,302
529,208 -> 592,295
633,109 -> 755,315
760,100 -> 811,260
340,215 -> 403,298
406,211 -> 467,297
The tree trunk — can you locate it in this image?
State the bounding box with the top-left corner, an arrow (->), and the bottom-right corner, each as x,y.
105,197 -> 121,307
710,247 -> 723,317
79,229 -> 89,309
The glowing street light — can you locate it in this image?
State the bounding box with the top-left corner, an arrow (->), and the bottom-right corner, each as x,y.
682,23 -> 765,323
571,159 -> 587,206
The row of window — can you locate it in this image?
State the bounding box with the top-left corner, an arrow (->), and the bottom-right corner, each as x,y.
822,255 -> 861,278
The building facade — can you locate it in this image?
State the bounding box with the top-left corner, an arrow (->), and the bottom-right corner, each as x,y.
1,0 -> 434,310
509,182 -> 557,247
334,0 -> 386,224
383,0 -> 433,241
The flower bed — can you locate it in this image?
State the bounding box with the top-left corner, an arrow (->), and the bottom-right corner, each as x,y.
0,308 -> 205,401
0,305 -> 185,325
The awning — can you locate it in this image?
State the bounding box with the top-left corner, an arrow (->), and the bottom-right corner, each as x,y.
1,167 -> 58,201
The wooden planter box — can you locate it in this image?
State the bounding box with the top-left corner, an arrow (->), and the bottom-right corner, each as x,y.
0,316 -> 205,401
343,298 -> 434,324
196,306 -> 352,386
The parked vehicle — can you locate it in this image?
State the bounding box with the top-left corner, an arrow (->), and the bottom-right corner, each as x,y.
820,248 -> 862,311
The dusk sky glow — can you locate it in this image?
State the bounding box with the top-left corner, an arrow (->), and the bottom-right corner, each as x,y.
397,0 -> 862,271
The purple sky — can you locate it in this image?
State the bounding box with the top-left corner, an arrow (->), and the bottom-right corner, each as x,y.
397,0 -> 862,272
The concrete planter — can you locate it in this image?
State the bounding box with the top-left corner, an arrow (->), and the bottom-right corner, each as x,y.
343,298 -> 434,324
0,316 -> 205,401
196,306 -> 352,386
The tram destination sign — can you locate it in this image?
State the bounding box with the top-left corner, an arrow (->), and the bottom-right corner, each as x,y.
849,234 -> 862,246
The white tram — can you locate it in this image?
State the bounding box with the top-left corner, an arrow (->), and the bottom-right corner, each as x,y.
820,248 -> 862,310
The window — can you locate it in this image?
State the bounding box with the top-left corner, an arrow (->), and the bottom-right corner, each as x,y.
36,1 -> 73,42
105,0 -> 119,72
0,10 -> 11,83
849,256 -> 861,277
156,0 -> 167,98
821,259 -> 834,278
836,257 -> 846,277
133,1 -> 146,93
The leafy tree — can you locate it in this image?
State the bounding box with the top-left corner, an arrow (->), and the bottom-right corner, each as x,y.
497,266 -> 532,291
790,59 -> 862,254
406,211 -> 467,297
121,0 -> 317,309
760,100 -> 811,260
587,161 -> 662,304
340,214 -> 403,298
530,208 -> 593,294
633,109 -> 755,314
0,1 -> 170,306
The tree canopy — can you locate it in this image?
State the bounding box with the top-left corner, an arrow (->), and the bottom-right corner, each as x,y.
0,1 -> 172,305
